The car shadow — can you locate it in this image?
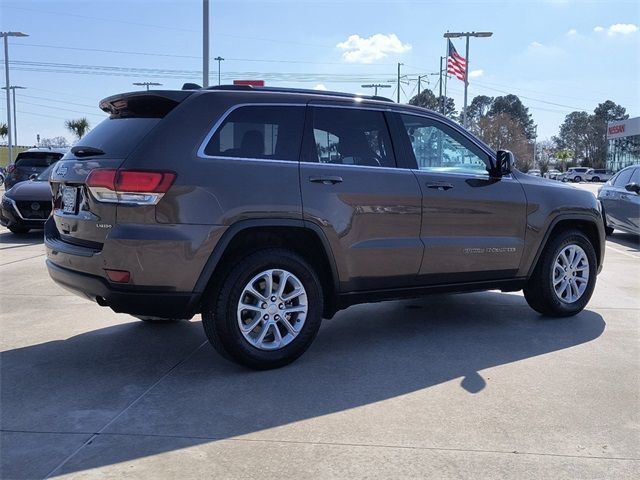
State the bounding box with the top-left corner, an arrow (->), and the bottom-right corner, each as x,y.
607,231 -> 640,253
0,229 -> 44,248
0,293 -> 606,477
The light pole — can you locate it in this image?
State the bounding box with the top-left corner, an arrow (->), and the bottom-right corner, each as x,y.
1,31 -> 28,163
361,83 -> 391,96
396,63 -> 403,103
132,82 -> 162,91
214,56 -> 224,85
203,0 -> 210,87
443,31 -> 492,127
2,85 -> 25,145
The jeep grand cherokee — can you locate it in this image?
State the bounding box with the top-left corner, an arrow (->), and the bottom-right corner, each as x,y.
46,85 -> 605,369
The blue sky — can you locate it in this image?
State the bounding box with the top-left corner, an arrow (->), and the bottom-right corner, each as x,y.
1,0 -> 639,145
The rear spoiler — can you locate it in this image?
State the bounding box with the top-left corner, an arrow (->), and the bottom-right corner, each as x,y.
99,91 -> 195,118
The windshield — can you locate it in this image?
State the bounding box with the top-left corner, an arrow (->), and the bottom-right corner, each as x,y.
15,152 -> 63,168
35,164 -> 56,182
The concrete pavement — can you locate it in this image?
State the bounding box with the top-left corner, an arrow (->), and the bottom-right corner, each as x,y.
0,195 -> 638,478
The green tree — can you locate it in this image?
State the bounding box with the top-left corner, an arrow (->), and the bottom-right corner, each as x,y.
591,100 -> 628,168
65,117 -> 90,140
409,89 -> 457,118
488,94 -> 536,140
466,95 -> 493,131
0,123 -> 7,140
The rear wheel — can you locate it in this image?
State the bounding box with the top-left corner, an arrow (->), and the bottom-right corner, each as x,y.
573,176 -> 582,183
592,176 -> 600,182
524,230 -> 597,317
202,248 -> 323,369
8,226 -> 30,234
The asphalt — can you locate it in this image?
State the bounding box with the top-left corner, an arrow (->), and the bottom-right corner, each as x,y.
0,182 -> 638,479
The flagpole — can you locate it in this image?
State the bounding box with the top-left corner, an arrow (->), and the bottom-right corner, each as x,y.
443,36 -> 448,116
463,35 -> 470,127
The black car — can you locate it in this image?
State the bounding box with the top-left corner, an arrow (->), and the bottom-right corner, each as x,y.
4,148 -> 66,189
1,164 -> 54,234
46,85 -> 605,369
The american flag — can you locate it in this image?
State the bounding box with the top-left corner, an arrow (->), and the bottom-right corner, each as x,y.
447,39 -> 467,83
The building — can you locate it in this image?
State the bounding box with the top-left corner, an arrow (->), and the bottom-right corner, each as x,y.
607,116 -> 640,172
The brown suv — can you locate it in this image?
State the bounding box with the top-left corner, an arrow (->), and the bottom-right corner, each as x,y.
45,85 -> 605,369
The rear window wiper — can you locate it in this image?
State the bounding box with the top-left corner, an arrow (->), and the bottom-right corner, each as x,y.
71,146 -> 106,157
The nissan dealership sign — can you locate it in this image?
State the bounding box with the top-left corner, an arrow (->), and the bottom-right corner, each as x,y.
607,117 -> 640,139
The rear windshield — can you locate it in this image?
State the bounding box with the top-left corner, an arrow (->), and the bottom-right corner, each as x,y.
15,152 -> 63,168
64,117 -> 161,159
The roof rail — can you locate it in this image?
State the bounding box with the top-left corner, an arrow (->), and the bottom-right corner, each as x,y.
204,84 -> 394,103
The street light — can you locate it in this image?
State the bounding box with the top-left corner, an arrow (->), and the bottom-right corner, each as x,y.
1,31 -> 28,163
214,56 -> 224,85
361,83 -> 391,96
2,85 -> 25,145
132,82 -> 162,91
443,31 -> 493,126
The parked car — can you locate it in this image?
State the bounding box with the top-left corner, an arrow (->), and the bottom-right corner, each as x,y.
597,165 -> 640,235
561,167 -> 590,183
45,86 -> 605,369
585,168 -> 614,182
1,163 -> 55,234
4,147 -> 66,189
527,169 -> 541,177
544,169 -> 561,180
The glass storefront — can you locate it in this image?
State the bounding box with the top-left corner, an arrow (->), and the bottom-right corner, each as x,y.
607,117 -> 640,172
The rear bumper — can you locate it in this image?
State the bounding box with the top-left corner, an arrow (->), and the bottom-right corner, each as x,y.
46,260 -> 200,319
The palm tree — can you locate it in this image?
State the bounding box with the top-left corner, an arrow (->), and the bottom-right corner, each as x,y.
0,123 -> 7,141
65,118 -> 90,140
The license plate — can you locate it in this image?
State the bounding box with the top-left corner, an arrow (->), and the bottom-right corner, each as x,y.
62,187 -> 77,214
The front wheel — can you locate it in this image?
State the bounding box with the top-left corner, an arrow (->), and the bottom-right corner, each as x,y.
202,248 -> 323,369
524,230 -> 597,317
573,176 -> 582,183
592,177 -> 600,182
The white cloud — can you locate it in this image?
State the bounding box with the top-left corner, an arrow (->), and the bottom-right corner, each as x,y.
593,26 -> 605,33
530,41 -> 544,48
566,28 -> 578,36
313,84 -> 328,91
607,23 -> 638,35
336,33 -> 411,64
469,69 -> 484,78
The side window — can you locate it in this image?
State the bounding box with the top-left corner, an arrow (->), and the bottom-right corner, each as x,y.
400,114 -> 490,175
613,168 -> 633,187
306,107 -> 396,168
630,168 -> 640,184
203,106 -> 304,161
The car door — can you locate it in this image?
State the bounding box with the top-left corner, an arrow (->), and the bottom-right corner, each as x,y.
299,104 -> 423,291
603,168 -> 634,230
613,167 -> 640,232
392,112 -> 527,284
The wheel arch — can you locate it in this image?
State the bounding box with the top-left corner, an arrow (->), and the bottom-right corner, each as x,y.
193,219 -> 340,318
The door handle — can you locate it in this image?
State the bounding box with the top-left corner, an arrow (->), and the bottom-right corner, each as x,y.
426,182 -> 454,191
309,176 -> 343,185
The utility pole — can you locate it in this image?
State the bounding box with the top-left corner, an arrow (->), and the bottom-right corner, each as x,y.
132,82 -> 162,91
203,0 -> 210,87
2,86 -> 25,145
1,31 -> 28,163
533,124 -> 538,167
443,31 -> 492,126
214,56 -> 224,85
361,83 -> 391,96
416,75 -> 429,97
438,57 -> 444,113
397,63 -> 403,103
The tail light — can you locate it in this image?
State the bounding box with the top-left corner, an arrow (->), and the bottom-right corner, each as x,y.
6,164 -> 16,174
86,169 -> 176,205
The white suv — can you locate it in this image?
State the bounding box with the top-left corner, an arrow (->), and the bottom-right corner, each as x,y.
585,169 -> 614,182
562,167 -> 590,183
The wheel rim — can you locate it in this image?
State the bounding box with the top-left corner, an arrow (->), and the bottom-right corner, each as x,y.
552,245 -> 590,304
236,269 -> 308,351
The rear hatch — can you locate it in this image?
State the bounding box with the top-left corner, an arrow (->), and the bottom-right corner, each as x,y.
48,91 -> 192,247
11,151 -> 63,183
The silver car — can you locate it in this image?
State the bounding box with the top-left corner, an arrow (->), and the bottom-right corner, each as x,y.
586,168 -> 614,182
597,165 -> 640,235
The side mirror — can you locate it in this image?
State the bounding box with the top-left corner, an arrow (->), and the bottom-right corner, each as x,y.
29,173 -> 38,181
625,182 -> 640,194
493,150 -> 515,177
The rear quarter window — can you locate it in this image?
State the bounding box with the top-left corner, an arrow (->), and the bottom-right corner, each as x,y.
202,105 -> 305,161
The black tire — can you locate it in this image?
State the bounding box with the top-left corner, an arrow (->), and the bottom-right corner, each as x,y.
524,229 -> 597,317
202,248 -> 323,369
8,226 -> 30,234
573,176 -> 582,183
592,177 -> 600,182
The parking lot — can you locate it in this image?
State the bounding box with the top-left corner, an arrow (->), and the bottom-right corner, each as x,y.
1,183 -> 638,479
